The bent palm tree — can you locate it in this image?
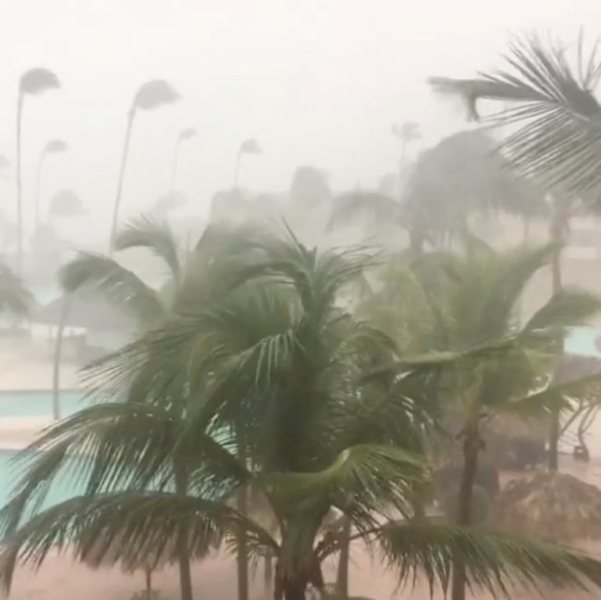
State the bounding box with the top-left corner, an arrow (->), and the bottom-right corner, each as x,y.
429,34 -> 601,471
16,68 -> 61,272
170,128 -> 196,189
34,139 -> 68,231
329,130 -> 546,253
111,80 -> 181,247
5,229 -> 601,600
362,236 -> 601,600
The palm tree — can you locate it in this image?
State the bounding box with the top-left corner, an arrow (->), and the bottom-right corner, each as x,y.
329,130 -> 546,253
5,229 -> 601,600
49,219 -> 258,599
170,128 -> 196,189
16,68 -> 61,272
233,138 -> 261,188
391,120 -> 421,193
34,139 -> 68,231
429,34 -> 601,471
52,216 -> 182,420
110,80 -> 181,247
363,236 -> 601,600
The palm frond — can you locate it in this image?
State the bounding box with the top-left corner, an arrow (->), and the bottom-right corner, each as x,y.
263,445 -> 426,527
59,252 -> 164,325
114,215 -> 181,280
430,36 -> 601,195
524,289 -> 601,335
508,369 -> 601,419
377,520 -> 601,596
0,491 -> 251,593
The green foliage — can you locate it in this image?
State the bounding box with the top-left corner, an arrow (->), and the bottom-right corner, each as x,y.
430,35 -> 601,199
4,225 -> 601,599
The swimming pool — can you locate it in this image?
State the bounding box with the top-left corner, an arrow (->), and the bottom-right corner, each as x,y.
0,449 -> 78,511
0,390 -> 83,418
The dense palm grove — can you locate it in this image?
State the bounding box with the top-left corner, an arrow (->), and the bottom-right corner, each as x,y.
3,34 -> 601,600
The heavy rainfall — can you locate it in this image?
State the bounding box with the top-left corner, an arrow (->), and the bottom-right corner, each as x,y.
1,1 -> 601,600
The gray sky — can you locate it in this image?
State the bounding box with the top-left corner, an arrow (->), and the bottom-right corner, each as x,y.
1,0 -> 599,244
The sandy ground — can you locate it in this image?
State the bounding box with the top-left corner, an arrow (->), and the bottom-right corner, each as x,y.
1,335 -> 601,599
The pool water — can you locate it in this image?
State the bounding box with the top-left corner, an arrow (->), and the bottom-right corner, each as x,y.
0,390 -> 83,418
0,449 -> 79,511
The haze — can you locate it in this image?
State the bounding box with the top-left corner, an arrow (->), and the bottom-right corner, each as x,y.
0,0 -> 596,246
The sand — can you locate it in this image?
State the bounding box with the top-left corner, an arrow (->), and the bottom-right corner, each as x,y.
1,335 -> 601,599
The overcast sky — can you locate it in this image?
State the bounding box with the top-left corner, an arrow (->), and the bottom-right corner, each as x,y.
1,0 -> 599,244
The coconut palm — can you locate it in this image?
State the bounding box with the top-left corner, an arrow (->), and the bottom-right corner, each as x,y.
233,138 -> 261,188
52,216 -> 183,421
329,130 -> 546,253
16,68 -> 61,272
391,121 -> 421,194
34,139 -> 68,231
110,80 -> 181,247
5,229 -> 601,600
429,34 -> 601,471
170,128 -> 196,189
364,236 -> 601,600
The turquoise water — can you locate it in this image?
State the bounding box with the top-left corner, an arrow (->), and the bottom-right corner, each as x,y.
0,390 -> 83,418
565,326 -> 601,358
0,449 -> 79,511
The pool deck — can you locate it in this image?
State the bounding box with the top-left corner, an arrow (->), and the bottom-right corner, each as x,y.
0,334 -> 80,447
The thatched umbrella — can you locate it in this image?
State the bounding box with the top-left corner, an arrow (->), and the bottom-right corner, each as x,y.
495,472 -> 601,543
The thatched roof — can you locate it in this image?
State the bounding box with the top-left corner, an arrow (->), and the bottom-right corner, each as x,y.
495,472 -> 601,542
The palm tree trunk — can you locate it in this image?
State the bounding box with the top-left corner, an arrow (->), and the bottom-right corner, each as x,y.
110,107 -> 136,250
144,567 -> 153,598
264,549 -> 273,595
547,198 -> 566,472
451,424 -> 480,600
235,431 -> 249,600
15,92 -> 24,274
34,150 -> 46,232
335,517 -> 351,597
52,295 -> 71,421
175,465 -> 193,600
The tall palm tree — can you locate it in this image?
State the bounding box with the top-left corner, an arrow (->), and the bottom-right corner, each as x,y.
110,80 -> 181,247
34,139 -> 68,231
5,229 -> 601,600
233,138 -> 261,188
170,127 -> 196,189
50,219 -> 258,599
329,130 -> 545,253
429,35 -> 601,471
16,68 -> 61,273
366,236 -> 601,600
